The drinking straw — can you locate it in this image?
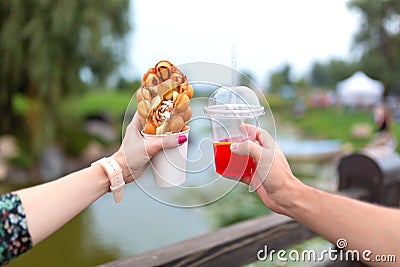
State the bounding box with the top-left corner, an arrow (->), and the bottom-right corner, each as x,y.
231,44 -> 237,104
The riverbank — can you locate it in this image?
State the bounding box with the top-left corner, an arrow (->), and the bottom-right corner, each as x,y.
267,94 -> 400,152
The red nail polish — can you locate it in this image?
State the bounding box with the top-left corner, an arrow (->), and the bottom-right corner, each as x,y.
178,135 -> 187,144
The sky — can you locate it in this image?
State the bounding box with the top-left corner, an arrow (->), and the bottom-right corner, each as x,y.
125,0 -> 361,88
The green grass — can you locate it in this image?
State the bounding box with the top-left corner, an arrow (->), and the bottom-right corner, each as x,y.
60,90 -> 136,119
13,89 -> 136,119
268,94 -> 400,152
291,108 -> 372,149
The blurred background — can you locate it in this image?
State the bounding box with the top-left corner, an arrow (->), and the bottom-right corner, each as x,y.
1,0 -> 399,266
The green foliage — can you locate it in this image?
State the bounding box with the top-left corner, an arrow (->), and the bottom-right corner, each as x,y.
266,93 -> 293,112
359,47 -> 400,94
239,70 -> 257,89
56,90 -> 135,155
1,0 -> 130,97
60,90 -> 135,119
11,90 -> 135,157
56,120 -> 93,156
348,0 -> 400,94
309,62 -> 329,87
207,184 -> 271,228
309,59 -> 359,88
11,94 -> 28,114
326,60 -> 360,87
268,64 -> 292,92
0,0 -> 131,158
14,90 -> 135,120
116,78 -> 142,92
8,144 -> 36,169
348,0 -> 400,49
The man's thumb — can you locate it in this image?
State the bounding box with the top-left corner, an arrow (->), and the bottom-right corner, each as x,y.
230,140 -> 262,159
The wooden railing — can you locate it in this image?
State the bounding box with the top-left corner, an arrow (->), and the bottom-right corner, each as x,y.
99,150 -> 400,267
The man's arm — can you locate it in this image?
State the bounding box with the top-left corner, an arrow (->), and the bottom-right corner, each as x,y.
288,184 -> 400,266
230,125 -> 400,266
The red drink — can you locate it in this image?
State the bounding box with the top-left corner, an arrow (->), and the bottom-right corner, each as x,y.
213,140 -> 253,178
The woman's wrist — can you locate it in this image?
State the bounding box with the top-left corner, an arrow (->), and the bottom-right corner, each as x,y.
111,151 -> 133,183
89,164 -> 112,195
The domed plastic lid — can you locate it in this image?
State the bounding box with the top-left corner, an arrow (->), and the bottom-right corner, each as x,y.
204,86 -> 264,118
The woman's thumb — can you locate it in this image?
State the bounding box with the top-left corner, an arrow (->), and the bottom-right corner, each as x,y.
230,140 -> 262,160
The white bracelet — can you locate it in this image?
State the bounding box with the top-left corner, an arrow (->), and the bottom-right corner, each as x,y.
91,157 -> 125,203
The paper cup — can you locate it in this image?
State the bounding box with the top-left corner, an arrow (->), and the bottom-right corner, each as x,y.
141,127 -> 190,187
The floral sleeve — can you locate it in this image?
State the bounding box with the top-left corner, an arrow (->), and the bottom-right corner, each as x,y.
0,193 -> 32,265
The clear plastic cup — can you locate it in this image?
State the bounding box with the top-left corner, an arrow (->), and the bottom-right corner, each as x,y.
204,86 -> 264,178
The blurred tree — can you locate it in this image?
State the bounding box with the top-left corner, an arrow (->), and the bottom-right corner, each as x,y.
238,70 -> 257,89
348,0 -> 400,94
268,64 -> 292,92
309,59 -> 359,88
116,77 -> 141,92
294,76 -> 308,89
309,62 -> 329,87
0,0 -> 130,155
326,59 -> 359,87
358,49 -> 397,92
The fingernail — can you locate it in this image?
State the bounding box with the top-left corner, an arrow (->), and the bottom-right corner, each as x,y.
178,135 -> 187,144
230,143 -> 239,151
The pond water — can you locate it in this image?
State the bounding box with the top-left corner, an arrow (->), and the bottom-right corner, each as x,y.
7,98 -> 339,266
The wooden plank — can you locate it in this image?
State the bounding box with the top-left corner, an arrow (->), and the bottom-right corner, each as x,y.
98,214 -> 315,267
98,188 -> 370,267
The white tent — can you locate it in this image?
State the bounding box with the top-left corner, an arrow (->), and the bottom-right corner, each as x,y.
336,71 -> 384,107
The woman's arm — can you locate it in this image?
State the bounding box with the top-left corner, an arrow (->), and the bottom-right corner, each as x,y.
15,163 -> 110,245
231,126 -> 400,266
14,112 -> 183,246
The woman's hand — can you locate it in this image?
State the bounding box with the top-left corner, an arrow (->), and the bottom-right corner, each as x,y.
113,112 -> 185,183
230,125 -> 306,215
